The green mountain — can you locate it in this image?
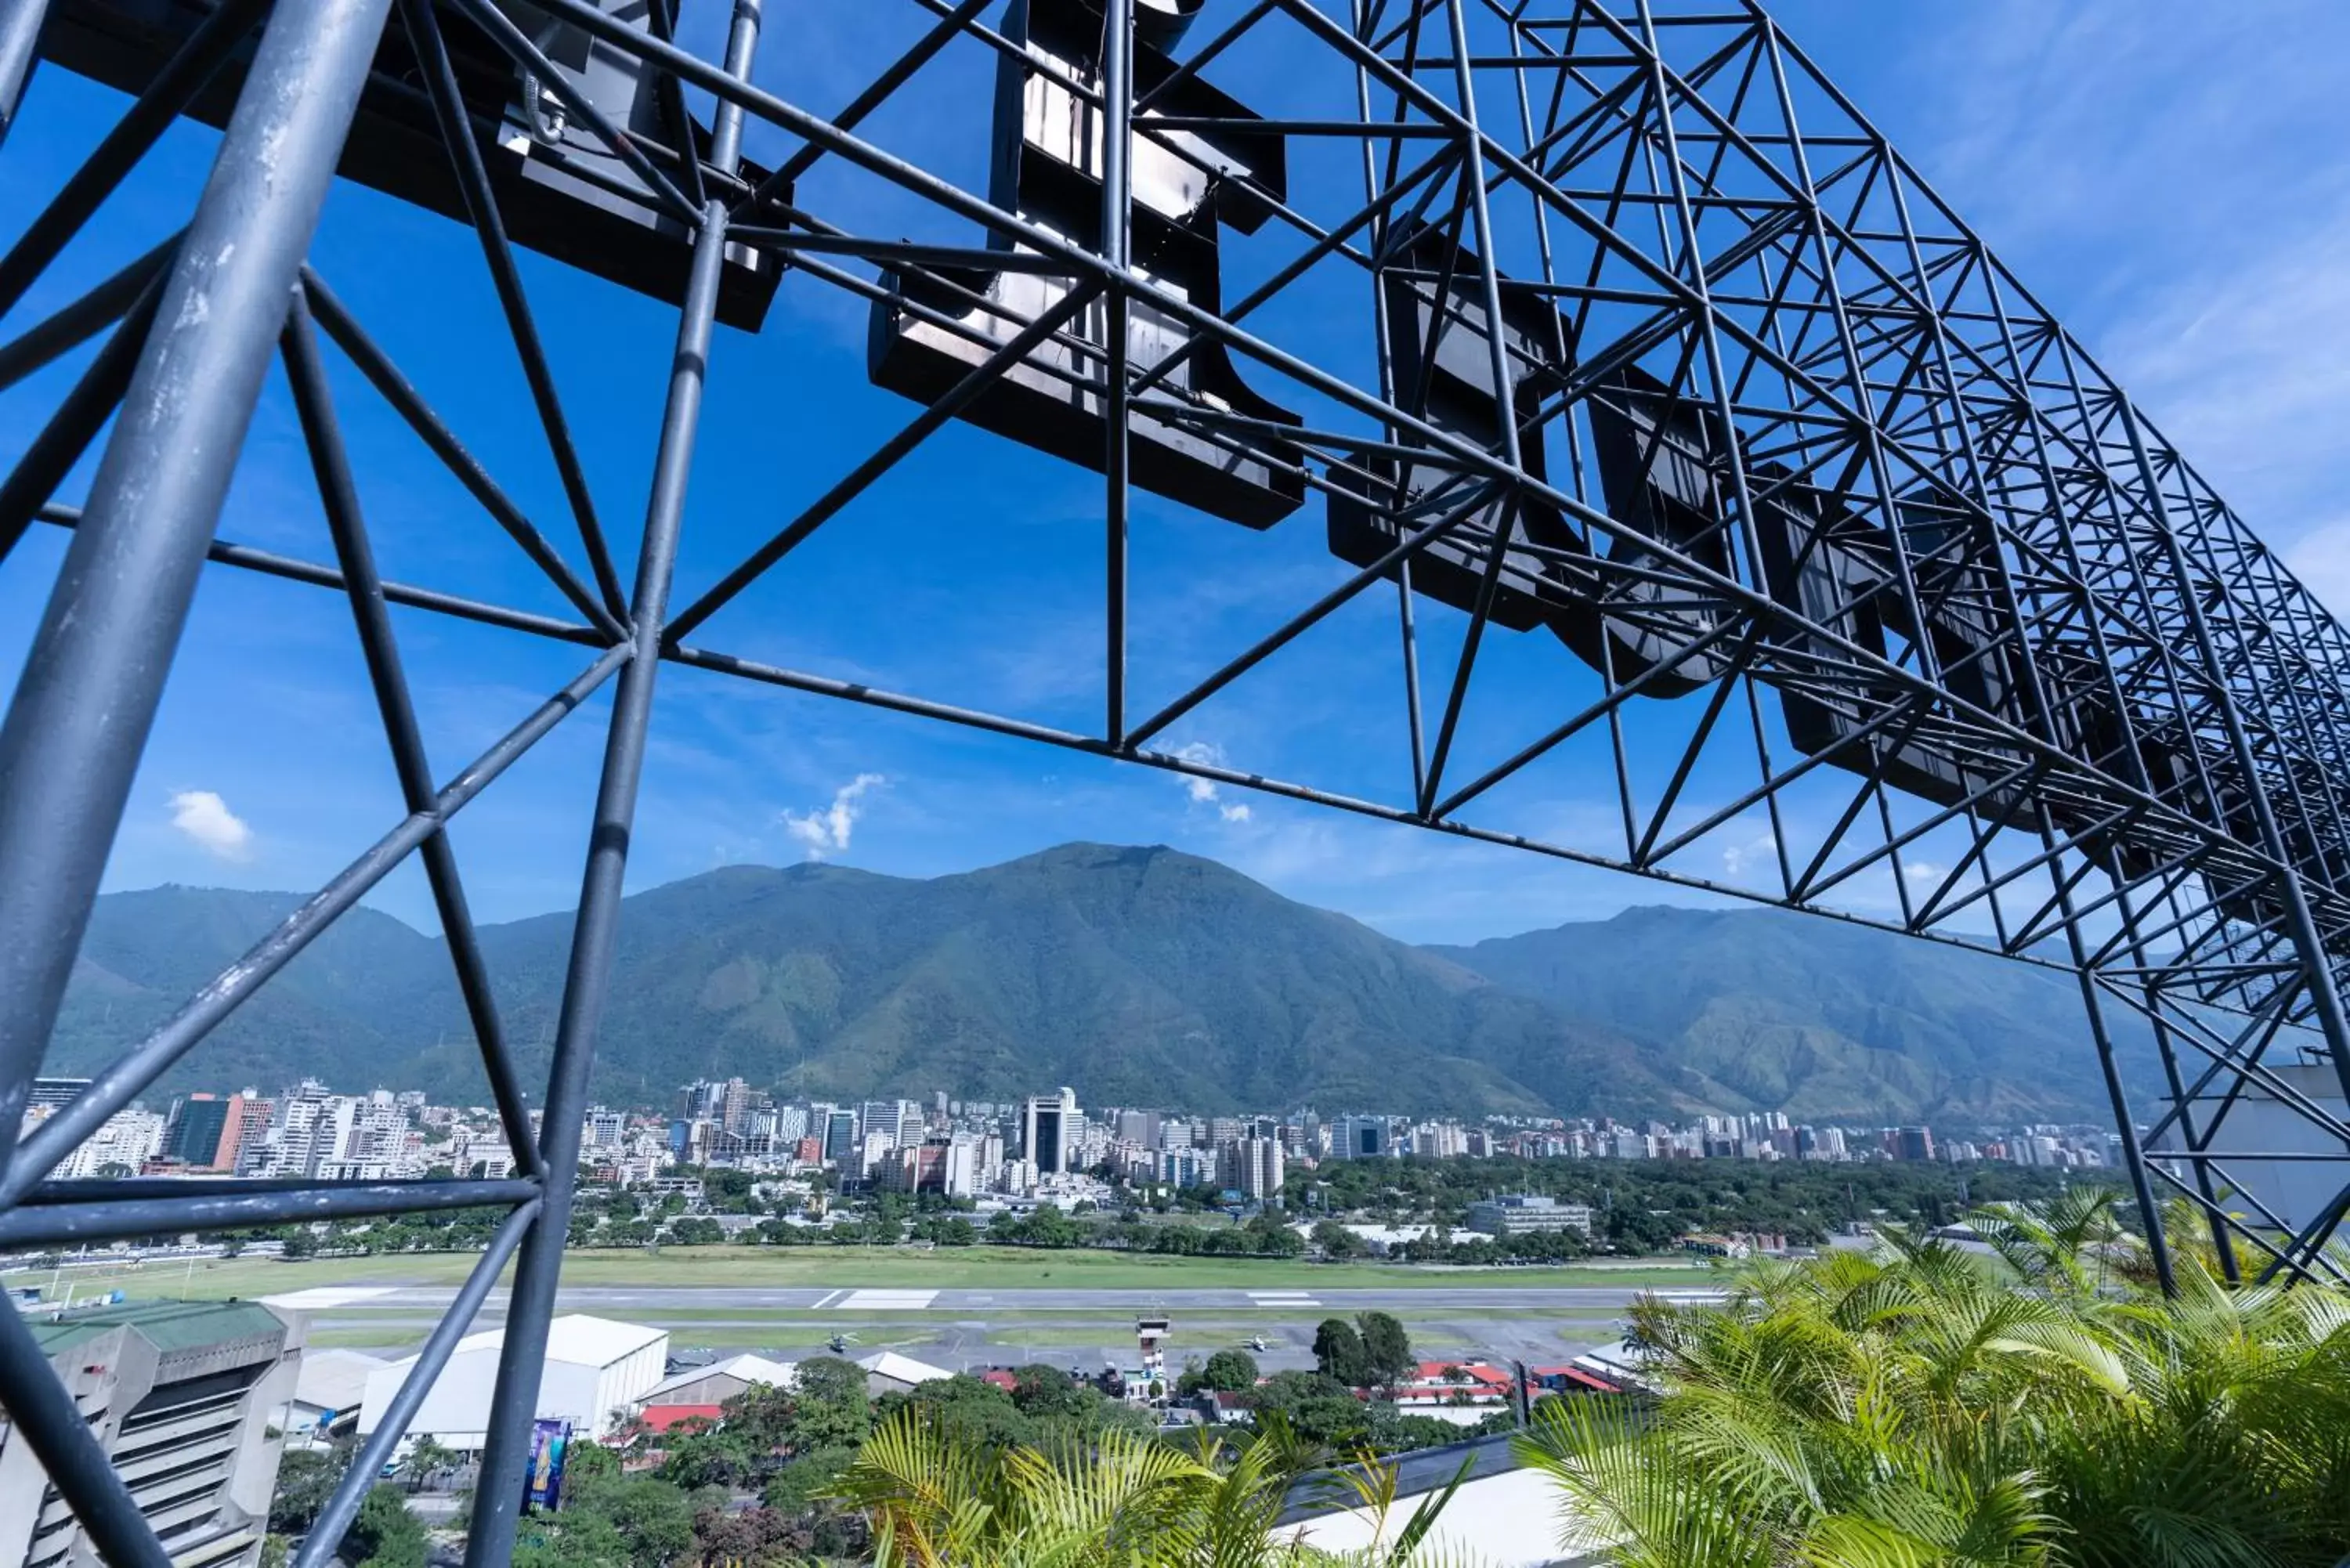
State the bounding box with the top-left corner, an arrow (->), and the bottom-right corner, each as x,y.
1426,905 -> 2135,1123
52,846 -> 2135,1122
53,846 -> 1690,1118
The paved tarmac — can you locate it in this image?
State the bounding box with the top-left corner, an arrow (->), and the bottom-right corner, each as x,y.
339,1284 -> 1722,1313
293,1281 -> 1721,1373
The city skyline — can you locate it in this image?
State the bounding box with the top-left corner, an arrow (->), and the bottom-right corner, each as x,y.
62,1067 -> 2126,1202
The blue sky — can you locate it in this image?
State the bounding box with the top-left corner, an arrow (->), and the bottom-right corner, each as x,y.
3,0 -> 2347,945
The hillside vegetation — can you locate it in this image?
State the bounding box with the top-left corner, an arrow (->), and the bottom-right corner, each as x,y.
59,844 -> 2135,1120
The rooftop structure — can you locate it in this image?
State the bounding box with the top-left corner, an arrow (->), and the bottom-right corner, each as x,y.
0,1299 -> 302,1568
359,1314 -> 667,1450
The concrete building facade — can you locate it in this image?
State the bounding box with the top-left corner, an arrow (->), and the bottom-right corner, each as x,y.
0,1300 -> 302,1568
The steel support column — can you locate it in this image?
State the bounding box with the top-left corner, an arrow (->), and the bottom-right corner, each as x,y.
461,5 -> 761,1559
0,0 -> 393,1180
1101,0 -> 1132,746
0,0 -> 43,146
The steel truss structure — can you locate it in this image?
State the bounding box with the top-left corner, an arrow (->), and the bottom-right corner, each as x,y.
2,0 -> 2349,1559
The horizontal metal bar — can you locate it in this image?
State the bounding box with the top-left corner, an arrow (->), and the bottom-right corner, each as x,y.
34,504 -> 613,646
0,1180 -> 537,1248
727,228 -> 1080,274
2149,1151 -> 2350,1163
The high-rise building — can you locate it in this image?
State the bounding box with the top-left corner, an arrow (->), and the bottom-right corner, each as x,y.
1021,1087 -> 1079,1175
1895,1126 -> 1936,1162
56,1107 -> 167,1178
1114,1109 -> 1161,1147
822,1110 -> 858,1165
0,1299 -> 303,1567
230,1097 -> 274,1175
164,1093 -> 242,1169
721,1078 -> 757,1134
940,1136 -> 981,1198
583,1107 -> 627,1154
1157,1147 -> 1211,1187
1335,1116 -> 1389,1158
860,1099 -> 921,1153
1220,1136 -> 1284,1201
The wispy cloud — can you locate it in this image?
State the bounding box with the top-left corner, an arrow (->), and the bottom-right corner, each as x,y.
1875,0 -> 2350,545
2286,518 -> 2350,620
1720,830 -> 1779,881
2097,214 -> 2350,536
782,773 -> 888,859
168,790 -> 253,862
1169,742 -> 1252,822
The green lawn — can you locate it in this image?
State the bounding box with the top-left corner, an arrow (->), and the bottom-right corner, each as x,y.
306,1324 -> 946,1354
4,1245 -> 1712,1299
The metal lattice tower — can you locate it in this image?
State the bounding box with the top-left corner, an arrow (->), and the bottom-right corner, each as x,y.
3,0 -> 2349,1559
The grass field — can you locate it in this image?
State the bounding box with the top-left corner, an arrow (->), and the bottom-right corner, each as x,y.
4,1246 -> 1713,1299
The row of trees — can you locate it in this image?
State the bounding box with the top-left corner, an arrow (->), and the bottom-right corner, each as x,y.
986,1204 -> 1306,1256
1308,1152 -> 2102,1245
1309,1311 -> 1417,1388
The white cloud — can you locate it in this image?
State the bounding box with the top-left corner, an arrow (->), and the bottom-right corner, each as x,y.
1169,742 -> 1252,823
168,790 -> 253,862
1720,831 -> 1779,880
1875,0 -> 2350,541
2098,215 -> 2350,533
781,773 -> 887,859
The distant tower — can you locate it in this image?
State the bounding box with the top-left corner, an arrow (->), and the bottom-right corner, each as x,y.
1022,1086 -> 1080,1174
1136,1315 -> 1170,1393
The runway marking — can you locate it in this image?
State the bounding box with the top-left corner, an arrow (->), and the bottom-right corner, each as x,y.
260,1287 -> 398,1310
1247,1291 -> 1321,1308
810,1289 -> 848,1310
839,1289 -> 938,1310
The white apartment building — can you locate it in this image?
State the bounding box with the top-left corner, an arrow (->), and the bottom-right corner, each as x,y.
54,1107 -> 166,1178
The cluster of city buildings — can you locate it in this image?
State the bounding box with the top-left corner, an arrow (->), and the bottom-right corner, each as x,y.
20,1076 -> 522,1184
22,1072 -> 2127,1199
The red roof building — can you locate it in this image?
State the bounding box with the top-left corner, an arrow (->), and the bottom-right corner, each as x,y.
636,1403 -> 727,1434
1387,1360 -> 1514,1406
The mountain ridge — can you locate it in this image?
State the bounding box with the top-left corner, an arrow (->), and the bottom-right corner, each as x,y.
56,844 -> 2132,1122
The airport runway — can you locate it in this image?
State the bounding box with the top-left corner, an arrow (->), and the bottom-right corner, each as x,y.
283,1284 -> 1722,1313
277,1281 -> 1721,1372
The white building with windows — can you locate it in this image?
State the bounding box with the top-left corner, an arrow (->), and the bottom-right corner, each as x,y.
53,1107 -> 166,1177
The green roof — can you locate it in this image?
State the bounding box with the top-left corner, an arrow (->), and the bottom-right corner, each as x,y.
30,1298 -> 285,1357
